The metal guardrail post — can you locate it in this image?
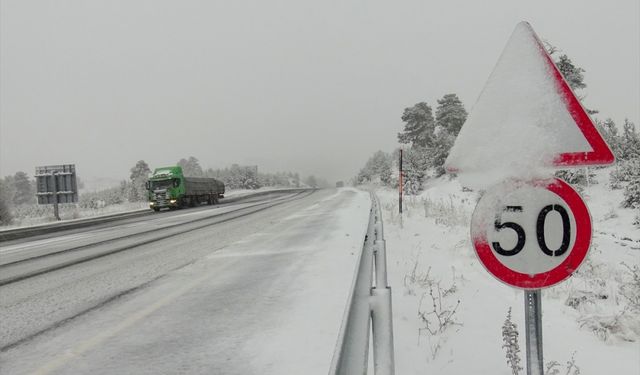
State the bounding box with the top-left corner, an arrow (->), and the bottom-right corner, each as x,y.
330,192 -> 395,375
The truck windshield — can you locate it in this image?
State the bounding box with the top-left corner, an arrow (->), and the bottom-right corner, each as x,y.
150,179 -> 176,190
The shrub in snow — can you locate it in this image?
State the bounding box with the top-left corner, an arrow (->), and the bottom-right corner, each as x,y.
421,195 -> 468,227
417,279 -> 461,359
408,266 -> 461,360
619,263 -> 640,313
544,352 -> 580,375
502,307 -> 522,375
577,312 -> 638,342
555,168 -> 595,189
622,173 -> 640,210
610,157 -> 640,190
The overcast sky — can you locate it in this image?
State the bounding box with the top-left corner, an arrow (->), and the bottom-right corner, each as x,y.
1,0 -> 638,185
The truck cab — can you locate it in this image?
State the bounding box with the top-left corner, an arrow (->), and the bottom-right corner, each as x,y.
147,166 -> 184,211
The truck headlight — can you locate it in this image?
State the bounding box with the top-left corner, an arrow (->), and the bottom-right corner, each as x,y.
149,202 -> 155,206
170,199 -> 177,204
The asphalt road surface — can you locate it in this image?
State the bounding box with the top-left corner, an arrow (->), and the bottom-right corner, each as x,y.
0,188 -> 371,375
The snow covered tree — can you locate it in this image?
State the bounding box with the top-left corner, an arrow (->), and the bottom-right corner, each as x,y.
425,94 -> 468,176
305,175 -> 318,188
129,160 -> 151,202
596,118 -> 622,158
555,168 -> 594,189
177,156 -> 204,177
609,120 -> 640,207
0,178 -> 13,225
620,158 -> 640,209
12,171 -> 35,205
356,151 -> 392,185
398,102 -> 436,148
426,128 -> 456,177
502,307 -> 523,375
546,43 -> 596,113
402,146 -> 429,194
435,94 -> 467,137
555,54 -> 586,92
619,119 -> 640,161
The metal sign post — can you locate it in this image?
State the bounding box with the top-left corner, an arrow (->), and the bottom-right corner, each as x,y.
52,171 -> 60,221
524,290 -> 543,375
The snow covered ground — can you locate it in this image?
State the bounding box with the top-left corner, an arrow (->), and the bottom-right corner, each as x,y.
377,167 -> 639,374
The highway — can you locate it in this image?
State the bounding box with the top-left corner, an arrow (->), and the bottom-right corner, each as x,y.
0,188 -> 371,375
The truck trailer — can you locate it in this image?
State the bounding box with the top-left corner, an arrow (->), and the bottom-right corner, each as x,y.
147,166 -> 225,211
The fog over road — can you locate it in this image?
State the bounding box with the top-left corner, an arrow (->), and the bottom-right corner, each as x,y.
0,188 -> 371,375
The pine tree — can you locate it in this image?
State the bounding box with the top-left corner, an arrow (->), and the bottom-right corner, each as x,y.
546,44 -> 596,113
12,171 -> 34,205
596,118 -> 621,158
402,146 -> 429,194
177,156 -> 204,177
427,128 -> 456,177
620,119 -> 640,161
129,160 -> 151,202
355,151 -> 392,185
621,158 -> 640,209
502,307 -> 523,375
398,102 -> 436,148
0,179 -> 13,225
435,94 -> 468,137
555,54 -> 586,92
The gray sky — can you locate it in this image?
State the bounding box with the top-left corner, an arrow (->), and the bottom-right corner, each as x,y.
1,0 -> 638,185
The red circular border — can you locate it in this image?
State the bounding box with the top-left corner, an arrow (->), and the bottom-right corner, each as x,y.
472,178 -> 592,289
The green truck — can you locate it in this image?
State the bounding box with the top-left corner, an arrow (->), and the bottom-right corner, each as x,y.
146,166 -> 225,211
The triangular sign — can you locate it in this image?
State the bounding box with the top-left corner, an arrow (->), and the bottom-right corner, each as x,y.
445,21 -> 614,175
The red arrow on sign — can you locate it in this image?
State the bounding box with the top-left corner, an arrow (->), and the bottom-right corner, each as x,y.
445,22 -> 615,175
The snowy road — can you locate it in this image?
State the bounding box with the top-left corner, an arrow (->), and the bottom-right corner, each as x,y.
0,188 -> 371,375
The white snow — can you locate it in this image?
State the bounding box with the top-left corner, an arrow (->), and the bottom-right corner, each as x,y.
377,168 -> 639,374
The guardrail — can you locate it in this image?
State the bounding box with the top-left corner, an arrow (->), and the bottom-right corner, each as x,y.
0,188 -> 311,243
329,192 -> 395,375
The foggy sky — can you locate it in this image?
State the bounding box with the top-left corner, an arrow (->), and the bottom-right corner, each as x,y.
1,0 -> 638,185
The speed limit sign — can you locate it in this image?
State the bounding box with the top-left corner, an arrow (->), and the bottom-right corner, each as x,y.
471,178 -> 591,289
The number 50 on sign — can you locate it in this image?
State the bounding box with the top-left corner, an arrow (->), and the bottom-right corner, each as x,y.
471,178 -> 591,289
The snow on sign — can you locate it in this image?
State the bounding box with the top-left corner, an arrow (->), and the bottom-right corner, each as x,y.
445,22 -> 614,177
471,178 -> 591,289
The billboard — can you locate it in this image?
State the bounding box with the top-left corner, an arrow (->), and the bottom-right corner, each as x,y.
35,164 -> 78,204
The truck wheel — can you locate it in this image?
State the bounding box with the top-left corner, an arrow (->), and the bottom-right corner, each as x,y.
153,207 -> 160,212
